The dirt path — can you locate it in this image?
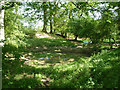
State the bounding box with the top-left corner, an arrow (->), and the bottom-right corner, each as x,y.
36,33 -> 55,39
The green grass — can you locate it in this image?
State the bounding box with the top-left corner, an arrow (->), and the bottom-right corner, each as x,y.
2,56 -> 91,88
25,38 -> 78,48
2,32 -> 120,88
3,47 -> 119,88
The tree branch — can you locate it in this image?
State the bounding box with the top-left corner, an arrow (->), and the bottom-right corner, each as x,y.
71,2 -> 81,9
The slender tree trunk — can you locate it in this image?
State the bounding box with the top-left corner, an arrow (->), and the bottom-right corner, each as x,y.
101,38 -> 103,43
50,19 -> 53,33
117,4 -> 120,87
42,2 -> 47,33
109,37 -> 112,49
112,37 -> 117,47
53,10 -> 56,33
53,1 -> 58,34
118,12 -> 120,48
69,10 -> 72,19
118,4 -> 120,48
61,31 -> 64,36
49,2 -> 53,34
118,4 -> 120,31
53,14 -> 56,33
74,35 -> 78,41
100,38 -> 104,46
65,32 -> 67,38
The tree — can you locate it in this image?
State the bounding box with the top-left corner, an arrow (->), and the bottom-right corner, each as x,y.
42,2 -> 47,33
0,1 -> 5,47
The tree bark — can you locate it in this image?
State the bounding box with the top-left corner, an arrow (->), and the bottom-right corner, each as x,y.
118,3 -> 120,48
50,19 -> 53,33
109,37 -> 112,49
42,2 -> 47,33
53,2 -> 58,34
65,32 -> 67,38
53,15 -> 56,33
74,35 -> 78,41
112,37 -> 117,47
0,1 -> 5,47
49,3 -> 53,34
0,1 -> 4,89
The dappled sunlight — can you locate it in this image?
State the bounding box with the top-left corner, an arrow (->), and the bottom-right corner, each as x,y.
68,58 -> 74,62
36,33 -> 55,39
77,45 -> 83,48
14,73 -> 34,80
3,47 -> 120,88
23,56 -> 79,66
24,38 -> 78,49
54,49 -> 61,52
62,41 -> 67,42
3,1 -> 120,88
3,33 -> 119,88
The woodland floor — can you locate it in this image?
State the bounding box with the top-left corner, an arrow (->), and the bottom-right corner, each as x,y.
2,32 -> 120,88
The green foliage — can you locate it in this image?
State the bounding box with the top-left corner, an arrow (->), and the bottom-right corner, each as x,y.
2,2 -> 120,89
3,38 -> 119,88
67,17 -> 97,41
23,27 -> 37,38
90,48 -> 120,88
3,5 -> 36,60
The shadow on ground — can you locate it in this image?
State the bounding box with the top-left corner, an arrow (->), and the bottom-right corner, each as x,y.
3,36 -> 120,88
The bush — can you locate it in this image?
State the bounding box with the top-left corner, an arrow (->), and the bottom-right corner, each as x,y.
23,28 -> 37,38
89,49 -> 120,88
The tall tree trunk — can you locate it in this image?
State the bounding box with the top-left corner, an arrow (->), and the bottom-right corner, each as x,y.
118,4 -> 120,31
53,1 -> 58,33
118,4 -> 120,48
49,3 -> 53,34
0,1 -> 4,89
53,10 -> 56,33
69,10 -> 72,19
50,19 -> 53,33
0,1 -> 5,47
42,2 -> 47,33
53,14 -> 56,33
